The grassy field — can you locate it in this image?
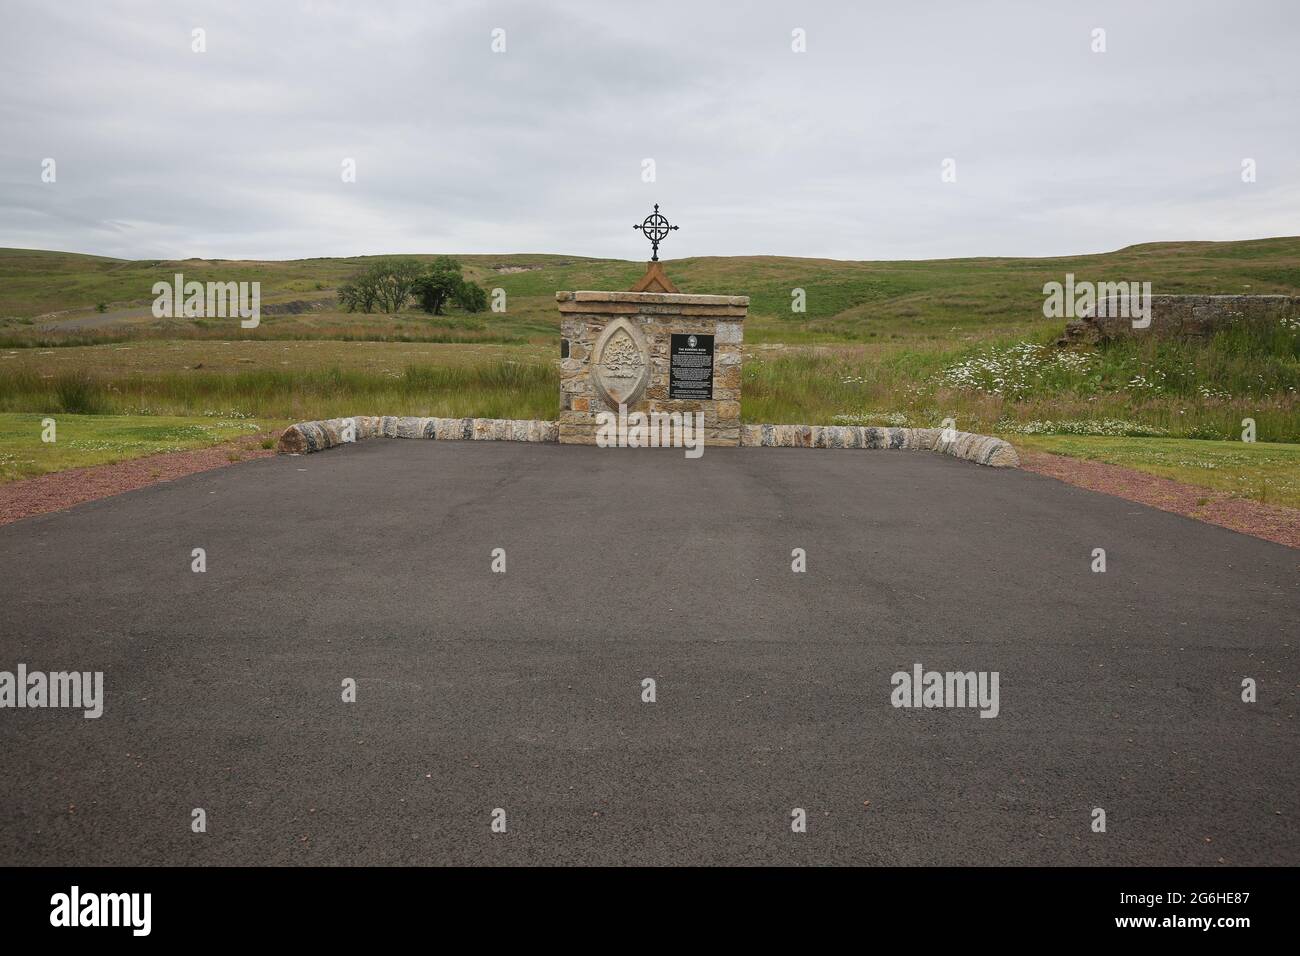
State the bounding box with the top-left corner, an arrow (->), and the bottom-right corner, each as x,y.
742,326 -> 1299,443
4,237 -> 1299,344
1013,435 -> 1300,510
2,340 -> 546,376
0,360 -> 556,423
2,333 -> 1293,441
0,239 -> 1297,510
0,413 -> 277,483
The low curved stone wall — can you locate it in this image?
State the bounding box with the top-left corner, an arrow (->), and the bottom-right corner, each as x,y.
276,416 -> 1018,467
276,416 -> 558,454
738,424 -> 1019,467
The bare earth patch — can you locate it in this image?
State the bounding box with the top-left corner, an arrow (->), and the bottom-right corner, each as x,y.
0,434 -> 277,527
1018,448 -> 1300,550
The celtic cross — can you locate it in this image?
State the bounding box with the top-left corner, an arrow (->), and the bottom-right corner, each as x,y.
633,204 -> 679,262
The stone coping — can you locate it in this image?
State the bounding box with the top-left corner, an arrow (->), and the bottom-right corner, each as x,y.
276,416 -> 557,454
739,424 -> 1019,467
556,291 -> 750,307
277,416 -> 1018,467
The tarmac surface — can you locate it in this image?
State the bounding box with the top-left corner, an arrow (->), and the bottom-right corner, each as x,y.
0,440 -> 1295,865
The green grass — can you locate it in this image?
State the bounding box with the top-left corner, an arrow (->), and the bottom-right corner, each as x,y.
1,339 -> 546,376
739,341 -> 1300,443
0,413 -> 277,483
1010,435 -> 1300,510
0,359 -> 558,423
5,237 -> 1299,339
1,240 -> 1298,501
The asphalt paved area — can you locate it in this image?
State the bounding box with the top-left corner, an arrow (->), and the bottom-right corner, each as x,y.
0,440 -> 1295,865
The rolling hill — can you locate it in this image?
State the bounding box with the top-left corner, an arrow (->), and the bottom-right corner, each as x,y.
3,237 -> 1299,345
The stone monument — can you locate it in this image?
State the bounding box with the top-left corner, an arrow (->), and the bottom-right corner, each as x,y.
557,206 -> 748,446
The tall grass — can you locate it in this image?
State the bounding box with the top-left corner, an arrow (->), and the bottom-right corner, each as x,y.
741,326 -> 1300,442
54,370 -> 110,414
0,361 -> 557,422
0,325 -> 528,350
3,323 -> 1296,441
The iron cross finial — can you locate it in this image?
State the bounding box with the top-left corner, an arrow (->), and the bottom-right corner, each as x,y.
633,203 -> 679,262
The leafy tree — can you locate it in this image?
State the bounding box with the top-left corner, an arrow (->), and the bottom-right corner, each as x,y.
337,258 -> 421,314
337,277 -> 376,313
414,256 -> 466,315
454,279 -> 488,313
340,256 -> 487,316
369,258 -> 422,314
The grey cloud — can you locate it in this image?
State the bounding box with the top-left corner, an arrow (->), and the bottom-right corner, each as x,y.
1,0 -> 1296,261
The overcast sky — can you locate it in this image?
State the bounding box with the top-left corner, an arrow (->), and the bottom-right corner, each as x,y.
1,0 -> 1296,262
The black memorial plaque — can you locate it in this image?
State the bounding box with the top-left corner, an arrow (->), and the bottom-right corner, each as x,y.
669,333 -> 714,399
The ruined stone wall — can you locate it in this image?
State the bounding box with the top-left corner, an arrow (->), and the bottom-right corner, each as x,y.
1061,294 -> 1300,345
556,290 -> 748,446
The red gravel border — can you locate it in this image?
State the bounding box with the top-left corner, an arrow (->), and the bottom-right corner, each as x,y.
1018,447 -> 1300,550
0,434 -> 277,527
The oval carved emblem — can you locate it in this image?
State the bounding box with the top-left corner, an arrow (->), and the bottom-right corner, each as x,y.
592,318 -> 650,407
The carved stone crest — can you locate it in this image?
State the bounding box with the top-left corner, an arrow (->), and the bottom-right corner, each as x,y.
592,317 -> 650,407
